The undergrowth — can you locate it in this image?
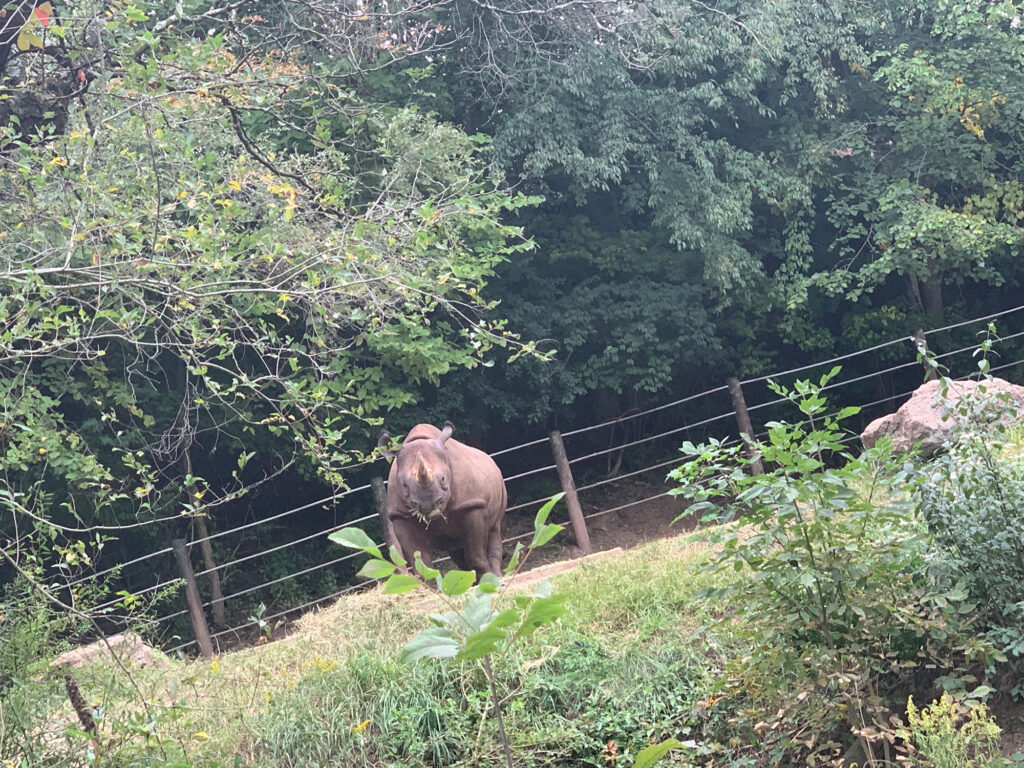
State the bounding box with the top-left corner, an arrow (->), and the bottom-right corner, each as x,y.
39,535 -> 730,768
16,365 -> 1024,767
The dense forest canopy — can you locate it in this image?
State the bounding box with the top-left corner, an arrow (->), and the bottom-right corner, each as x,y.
0,0 -> 1022,606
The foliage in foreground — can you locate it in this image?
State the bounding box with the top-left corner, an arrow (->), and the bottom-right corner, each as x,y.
918,373 -> 1024,695
329,495 -> 682,768
670,367 -> 997,764
8,482 -> 1024,768
2,527 -> 731,768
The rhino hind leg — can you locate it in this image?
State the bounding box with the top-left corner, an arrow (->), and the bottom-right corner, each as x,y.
448,547 -> 469,571
487,524 -> 503,576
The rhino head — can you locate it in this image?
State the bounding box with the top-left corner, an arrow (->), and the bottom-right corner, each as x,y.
392,422 -> 454,523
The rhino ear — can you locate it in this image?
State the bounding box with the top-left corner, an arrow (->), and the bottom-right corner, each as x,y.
438,421 -> 454,445
377,429 -> 399,461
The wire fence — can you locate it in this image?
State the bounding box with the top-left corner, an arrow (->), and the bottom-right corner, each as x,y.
59,302 -> 1024,654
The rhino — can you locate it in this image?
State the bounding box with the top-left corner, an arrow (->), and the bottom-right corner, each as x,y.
379,422 -> 506,578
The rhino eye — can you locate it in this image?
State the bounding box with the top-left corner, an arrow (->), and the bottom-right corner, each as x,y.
439,474 -> 449,491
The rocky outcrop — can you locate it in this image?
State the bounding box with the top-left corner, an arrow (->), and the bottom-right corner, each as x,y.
861,377 -> 1024,456
53,633 -> 161,670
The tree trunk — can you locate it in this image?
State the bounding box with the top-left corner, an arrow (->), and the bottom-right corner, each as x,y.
920,275 -> 944,321
173,357 -> 225,626
906,269 -> 944,321
905,272 -> 924,315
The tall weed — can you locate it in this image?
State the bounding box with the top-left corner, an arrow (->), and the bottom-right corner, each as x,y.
900,693 -> 1008,768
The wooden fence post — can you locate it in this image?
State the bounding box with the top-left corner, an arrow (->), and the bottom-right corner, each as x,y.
193,516 -> 225,627
548,430 -> 593,555
370,476 -> 396,553
914,328 -> 936,381
726,377 -> 764,476
171,538 -> 215,659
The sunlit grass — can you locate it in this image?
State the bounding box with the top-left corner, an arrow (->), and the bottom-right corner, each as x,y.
58,527 -> 738,767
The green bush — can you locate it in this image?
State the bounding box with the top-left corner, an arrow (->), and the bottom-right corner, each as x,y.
671,368 -> 974,669
918,386 -> 1024,691
670,368 -> 991,764
0,579 -> 80,766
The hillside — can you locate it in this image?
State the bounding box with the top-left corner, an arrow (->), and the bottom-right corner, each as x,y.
11,388 -> 1024,768
37,533 -> 728,767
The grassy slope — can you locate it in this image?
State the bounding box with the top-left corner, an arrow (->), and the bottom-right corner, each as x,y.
30,426 -> 1024,766
64,532 -> 738,768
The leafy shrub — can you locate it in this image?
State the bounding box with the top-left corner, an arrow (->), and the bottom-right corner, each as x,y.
670,368 -> 990,763
918,380 -> 1024,691
0,579 -> 78,765
672,368 -> 974,667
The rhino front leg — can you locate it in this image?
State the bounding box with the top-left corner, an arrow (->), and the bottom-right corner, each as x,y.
390,516 -> 434,572
460,512 -> 498,579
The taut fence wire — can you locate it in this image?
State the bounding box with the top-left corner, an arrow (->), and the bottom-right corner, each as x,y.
58,303 -> 1024,654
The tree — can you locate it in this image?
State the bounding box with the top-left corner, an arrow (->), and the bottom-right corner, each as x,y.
800,0 -> 1024,321
0,0 -> 534,593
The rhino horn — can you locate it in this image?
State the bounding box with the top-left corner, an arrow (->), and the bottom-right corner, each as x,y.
414,453 -> 433,486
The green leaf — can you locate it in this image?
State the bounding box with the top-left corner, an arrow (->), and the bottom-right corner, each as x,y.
357,558 -> 396,579
477,572 -> 500,593
633,738 -> 683,768
328,528 -> 382,559
490,608 -> 520,629
528,580 -> 553,599
414,552 -> 440,580
441,570 -> 476,596
503,542 -> 524,575
515,594 -> 568,638
401,627 -> 460,663
383,573 -> 421,594
533,492 -> 565,529
459,625 -> 506,660
389,545 -> 407,568
461,594 -> 496,631
530,522 -> 563,549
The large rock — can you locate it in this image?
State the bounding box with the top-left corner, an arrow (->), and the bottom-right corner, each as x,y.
861,377 -> 1024,456
53,632 -> 161,669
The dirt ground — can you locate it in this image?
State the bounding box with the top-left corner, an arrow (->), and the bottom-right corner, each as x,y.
500,478 -> 698,568
988,696 -> 1024,758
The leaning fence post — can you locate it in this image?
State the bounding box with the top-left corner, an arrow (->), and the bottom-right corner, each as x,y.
370,477 -> 396,553
171,538 -> 215,659
548,430 -> 593,555
726,377 -> 764,476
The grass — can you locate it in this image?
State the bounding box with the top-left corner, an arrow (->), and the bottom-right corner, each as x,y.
30,532 -> 739,768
